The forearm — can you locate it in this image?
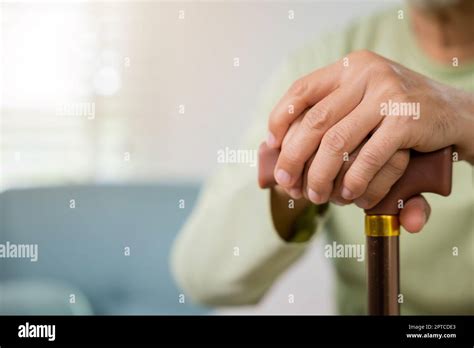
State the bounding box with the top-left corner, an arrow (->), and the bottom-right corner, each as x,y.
171,167 -> 314,306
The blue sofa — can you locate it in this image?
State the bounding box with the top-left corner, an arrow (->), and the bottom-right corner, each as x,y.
0,184 -> 208,315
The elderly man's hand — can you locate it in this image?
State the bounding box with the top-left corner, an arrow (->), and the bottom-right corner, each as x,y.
267,50 -> 474,219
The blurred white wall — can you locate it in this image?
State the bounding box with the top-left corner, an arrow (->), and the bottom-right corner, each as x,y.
1,0 -> 402,188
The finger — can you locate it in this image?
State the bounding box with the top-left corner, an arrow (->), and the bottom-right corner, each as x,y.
341,122 -> 403,201
306,100 -> 383,203
286,176 -> 303,200
330,140 -> 367,205
281,115 -> 304,199
353,149 -> 409,209
330,157 -> 353,206
274,85 -> 364,188
399,195 -> 431,233
267,62 -> 341,148
282,114 -> 304,147
301,152 -> 316,201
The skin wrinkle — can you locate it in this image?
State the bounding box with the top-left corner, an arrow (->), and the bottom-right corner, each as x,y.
269,2 -> 474,236
278,51 -> 466,205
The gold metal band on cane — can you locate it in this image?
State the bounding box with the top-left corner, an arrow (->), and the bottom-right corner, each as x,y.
365,215 -> 400,237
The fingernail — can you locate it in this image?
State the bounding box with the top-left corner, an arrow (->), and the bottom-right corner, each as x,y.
341,187 -> 353,200
332,200 -> 344,206
289,188 -> 302,199
355,198 -> 369,209
308,189 -> 321,204
267,132 -> 277,148
275,169 -> 291,186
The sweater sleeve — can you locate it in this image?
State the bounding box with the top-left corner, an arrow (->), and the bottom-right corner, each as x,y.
170,35 -> 347,306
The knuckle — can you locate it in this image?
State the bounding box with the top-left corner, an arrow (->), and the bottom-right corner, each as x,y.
323,127 -> 349,155
288,78 -> 307,97
383,114 -> 411,137
383,76 -> 405,93
369,61 -> 396,81
391,91 -> 412,103
350,49 -> 376,60
303,106 -> 331,131
361,148 -> 383,169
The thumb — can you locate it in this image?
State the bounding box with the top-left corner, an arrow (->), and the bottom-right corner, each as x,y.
399,194 -> 431,233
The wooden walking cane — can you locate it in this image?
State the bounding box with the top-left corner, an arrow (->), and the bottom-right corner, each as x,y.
257,142 -> 453,315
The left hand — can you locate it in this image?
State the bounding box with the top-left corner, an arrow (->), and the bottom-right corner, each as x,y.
267,50 -> 474,209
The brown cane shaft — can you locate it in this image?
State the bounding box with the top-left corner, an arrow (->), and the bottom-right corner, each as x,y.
367,235 -> 400,315
365,214 -> 400,315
